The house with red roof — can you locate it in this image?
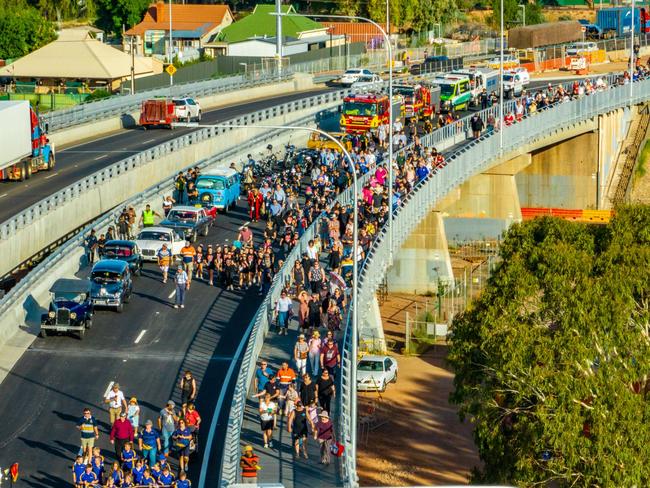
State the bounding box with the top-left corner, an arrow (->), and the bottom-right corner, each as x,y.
124,1 -> 233,60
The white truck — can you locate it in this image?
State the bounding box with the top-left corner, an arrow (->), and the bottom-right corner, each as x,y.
0,100 -> 55,181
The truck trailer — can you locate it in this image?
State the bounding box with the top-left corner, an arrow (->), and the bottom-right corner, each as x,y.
508,21 -> 583,49
597,7 -> 650,37
0,101 -> 55,181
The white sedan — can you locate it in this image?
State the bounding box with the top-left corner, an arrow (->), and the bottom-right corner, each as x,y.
339,68 -> 374,86
357,355 -> 398,392
134,226 -> 185,262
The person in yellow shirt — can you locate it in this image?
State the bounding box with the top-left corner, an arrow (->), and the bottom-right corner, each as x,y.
180,242 -> 196,288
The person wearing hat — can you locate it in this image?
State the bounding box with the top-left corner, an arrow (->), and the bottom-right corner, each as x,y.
288,401 -> 313,459
294,334 -> 309,377
314,409 -> 335,465
158,401 -> 178,456
174,264 -> 189,309
139,420 -> 161,468
109,410 -> 134,463
126,397 -> 140,437
240,445 -> 260,483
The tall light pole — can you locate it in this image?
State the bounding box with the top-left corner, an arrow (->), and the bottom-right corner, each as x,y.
279,12 -> 394,264
520,4 -> 526,27
630,0 -> 635,102
169,0 -> 173,87
499,0 -> 504,151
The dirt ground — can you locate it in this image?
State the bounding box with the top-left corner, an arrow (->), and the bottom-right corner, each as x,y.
356,294 -> 480,486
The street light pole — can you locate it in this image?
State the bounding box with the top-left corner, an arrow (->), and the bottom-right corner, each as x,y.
630,0 -> 635,102
520,4 -> 526,27
169,0 -> 173,87
499,0 -> 504,151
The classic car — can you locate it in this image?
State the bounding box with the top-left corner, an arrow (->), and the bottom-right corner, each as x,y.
135,227 -> 185,262
89,260 -> 133,312
102,240 -> 143,276
40,278 -> 93,339
159,205 -> 213,242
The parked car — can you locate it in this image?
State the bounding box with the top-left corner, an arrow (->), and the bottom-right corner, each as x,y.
350,74 -> 383,90
487,55 -> 520,70
509,67 -> 530,85
159,205 -> 212,242
338,68 -> 374,86
195,167 -> 241,211
356,355 -> 398,392
102,240 -> 143,276
40,278 -> 93,339
135,227 -> 185,262
566,42 -> 598,56
173,98 -> 201,122
89,260 -> 133,313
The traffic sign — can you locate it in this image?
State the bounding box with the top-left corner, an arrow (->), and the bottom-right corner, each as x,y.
166,64 -> 177,76
581,26 -> 586,32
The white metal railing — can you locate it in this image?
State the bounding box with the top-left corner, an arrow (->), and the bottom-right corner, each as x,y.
339,77 -> 650,487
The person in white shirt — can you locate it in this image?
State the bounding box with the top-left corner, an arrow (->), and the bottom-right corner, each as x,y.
104,383 -> 128,425
259,393 -> 277,448
275,290 -> 293,335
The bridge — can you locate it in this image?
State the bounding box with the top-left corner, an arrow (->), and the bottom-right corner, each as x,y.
0,74 -> 647,488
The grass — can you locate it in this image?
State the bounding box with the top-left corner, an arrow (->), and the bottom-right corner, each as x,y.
635,139 -> 650,180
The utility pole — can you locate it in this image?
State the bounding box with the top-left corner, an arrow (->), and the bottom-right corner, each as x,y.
169,0 -> 173,87
275,0 -> 283,78
130,36 -> 135,94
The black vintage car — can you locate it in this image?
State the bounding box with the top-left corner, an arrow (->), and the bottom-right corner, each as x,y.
40,278 -> 94,339
90,259 -> 133,313
159,205 -> 212,242
102,240 -> 143,276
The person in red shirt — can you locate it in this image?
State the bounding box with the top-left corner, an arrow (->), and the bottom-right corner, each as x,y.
504,112 -> 515,126
184,402 -> 201,432
247,188 -> 264,222
110,411 -> 134,462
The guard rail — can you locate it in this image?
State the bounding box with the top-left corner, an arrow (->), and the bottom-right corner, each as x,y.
339,76 -> 650,488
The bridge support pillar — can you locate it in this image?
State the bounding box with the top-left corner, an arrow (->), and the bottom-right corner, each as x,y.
358,294 -> 387,354
385,211 -> 454,294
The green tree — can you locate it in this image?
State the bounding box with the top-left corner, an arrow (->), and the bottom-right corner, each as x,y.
0,5 -> 56,59
491,0 -> 544,29
95,0 -> 149,37
448,207 -> 650,487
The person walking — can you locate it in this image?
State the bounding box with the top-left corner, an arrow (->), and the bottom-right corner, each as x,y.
180,242 -> 196,288
172,418 -> 192,473
288,401 -> 313,459
180,370 -> 197,405
320,339 -> 341,378
109,411 -> 134,462
259,392 -> 277,448
158,400 -> 178,455
104,383 -> 127,426
138,204 -> 160,228
316,369 -> 335,415
138,420 -> 161,468
300,373 -> 317,410
77,408 -> 99,464
470,113 -> 484,139
274,290 -> 293,335
126,397 -> 140,437
314,410 -> 335,465
174,265 -> 189,309
157,244 -> 172,283
239,446 -> 260,483
294,334 -> 309,377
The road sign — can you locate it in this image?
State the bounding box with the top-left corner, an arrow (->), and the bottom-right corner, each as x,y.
166,64 -> 177,76
581,26 -> 586,32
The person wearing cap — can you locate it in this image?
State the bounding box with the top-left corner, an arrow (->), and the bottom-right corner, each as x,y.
109,410 -> 134,462
104,383 -> 128,426
174,265 -> 189,309
294,334 -> 309,376
139,420 -> 161,468
288,401 -> 313,459
158,400 -> 178,455
126,397 -> 140,437
240,445 -> 260,483
314,409 -> 336,465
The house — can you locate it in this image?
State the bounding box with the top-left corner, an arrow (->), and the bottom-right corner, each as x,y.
210,4 -> 335,57
322,22 -> 397,48
124,1 -> 234,61
0,29 -> 162,92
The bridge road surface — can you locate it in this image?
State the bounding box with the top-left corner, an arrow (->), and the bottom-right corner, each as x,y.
0,87 -> 334,224
0,205 -> 268,487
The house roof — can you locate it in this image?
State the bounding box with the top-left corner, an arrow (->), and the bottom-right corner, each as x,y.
217,4 -> 324,44
0,31 -> 157,80
322,21 -> 396,43
126,1 -> 232,37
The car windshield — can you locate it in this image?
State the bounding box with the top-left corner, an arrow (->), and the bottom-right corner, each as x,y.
503,74 -> 514,82
103,246 -> 133,258
196,178 -> 225,190
167,210 -> 197,222
54,291 -> 85,303
344,70 -> 361,75
138,231 -> 170,241
393,86 -> 414,96
187,99 -> 196,105
91,271 -> 121,283
438,83 -> 455,96
358,360 -> 383,372
343,101 -> 377,116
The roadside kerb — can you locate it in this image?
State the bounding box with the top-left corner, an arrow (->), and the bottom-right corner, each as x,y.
0,91 -> 344,278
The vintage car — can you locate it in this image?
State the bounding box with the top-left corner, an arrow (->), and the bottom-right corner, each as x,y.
89,260 -> 133,312
102,240 -> 143,276
159,205 -> 213,242
40,278 -> 94,339
135,227 -> 185,262
194,167 -> 241,211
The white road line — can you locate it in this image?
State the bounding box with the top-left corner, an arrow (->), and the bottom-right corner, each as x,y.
44,171 -> 60,179
103,381 -> 114,398
134,329 -> 147,344
238,221 -> 250,230
168,289 -> 176,299
142,139 -> 155,144
94,155 -> 107,160
0,193 -> 7,199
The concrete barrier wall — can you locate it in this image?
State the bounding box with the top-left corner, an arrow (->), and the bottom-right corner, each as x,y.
48,74 -> 317,149
0,99 -> 338,278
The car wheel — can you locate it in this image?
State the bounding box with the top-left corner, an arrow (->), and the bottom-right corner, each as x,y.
47,156 -> 55,171
78,328 -> 85,340
25,162 -> 32,179
85,318 -> 93,329
123,292 -> 131,304
135,265 -> 142,276
202,225 -> 209,237
197,111 -> 202,122
117,303 -> 124,313
39,328 -> 48,338
391,371 -> 398,383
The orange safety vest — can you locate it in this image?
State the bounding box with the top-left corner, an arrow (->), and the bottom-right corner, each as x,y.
240,454 -> 259,477
277,367 -> 296,384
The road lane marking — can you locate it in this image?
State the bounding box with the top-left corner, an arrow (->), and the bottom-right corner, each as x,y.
168,289 -> 176,299
142,139 -> 155,144
94,155 -> 107,160
44,171 -> 60,179
134,329 -> 147,344
0,193 -> 6,199
103,380 -> 114,398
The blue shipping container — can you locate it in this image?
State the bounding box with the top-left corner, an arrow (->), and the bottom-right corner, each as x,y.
597,7 -> 649,37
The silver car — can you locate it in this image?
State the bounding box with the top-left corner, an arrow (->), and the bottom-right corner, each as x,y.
356,355 -> 398,392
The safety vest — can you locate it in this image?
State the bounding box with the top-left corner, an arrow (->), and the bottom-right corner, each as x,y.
240,454 -> 259,477
142,209 -> 154,225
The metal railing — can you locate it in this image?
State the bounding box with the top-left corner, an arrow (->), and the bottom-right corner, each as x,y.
339,77 -> 650,488
41,70 -> 295,132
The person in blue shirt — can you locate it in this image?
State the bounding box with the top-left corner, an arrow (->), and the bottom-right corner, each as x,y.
79,465 -> 98,487
107,461 -> 123,487
255,361 -> 273,393
172,418 -> 193,472
150,462 -> 162,482
175,470 -> 192,488
91,456 -> 105,484
139,419 -> 162,467
131,459 -> 146,485
122,473 -> 134,488
121,442 -> 136,472
140,469 -> 156,486
415,161 -> 430,181
157,453 -> 170,472
158,465 -> 175,486
72,455 -> 86,488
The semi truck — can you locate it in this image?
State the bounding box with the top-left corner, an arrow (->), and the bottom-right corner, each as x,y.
597,7 -> 650,37
0,100 -> 55,181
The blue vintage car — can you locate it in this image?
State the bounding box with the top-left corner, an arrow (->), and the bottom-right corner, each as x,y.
102,240 -> 143,276
40,278 -> 93,339
90,259 -> 133,312
159,206 -> 213,243
195,167 -> 241,211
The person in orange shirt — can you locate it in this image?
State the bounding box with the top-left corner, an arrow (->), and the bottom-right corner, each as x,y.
276,361 -> 296,413
180,241 -> 196,288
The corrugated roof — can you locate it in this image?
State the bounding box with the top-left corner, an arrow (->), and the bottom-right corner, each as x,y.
217,4 -> 325,44
126,2 -> 232,36
0,35 -> 157,80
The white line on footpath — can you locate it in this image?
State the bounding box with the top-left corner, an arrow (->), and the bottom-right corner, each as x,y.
134,329 -> 147,344
168,289 -> 176,299
103,381 -> 114,398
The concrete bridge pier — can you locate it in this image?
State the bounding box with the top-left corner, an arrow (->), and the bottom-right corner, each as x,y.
357,295 -> 388,354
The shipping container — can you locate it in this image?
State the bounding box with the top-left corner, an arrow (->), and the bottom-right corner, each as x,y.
596,7 -> 650,37
508,21 -> 583,49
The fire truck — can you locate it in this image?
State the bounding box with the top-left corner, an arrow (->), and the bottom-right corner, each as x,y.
393,83 -> 441,121
340,93 -> 402,134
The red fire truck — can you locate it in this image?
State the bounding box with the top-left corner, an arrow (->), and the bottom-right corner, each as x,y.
393,83 -> 441,121
340,93 -> 400,134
